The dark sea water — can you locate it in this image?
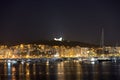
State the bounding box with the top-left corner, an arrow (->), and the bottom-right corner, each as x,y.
0,61 -> 120,80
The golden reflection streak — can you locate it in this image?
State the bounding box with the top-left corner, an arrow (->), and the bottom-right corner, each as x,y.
19,63 -> 22,75
32,63 -> 36,79
33,63 -> 36,75
76,61 -> 82,80
26,63 -> 30,80
57,62 -> 65,80
12,65 -> 16,80
46,61 -> 50,80
4,63 -> 7,79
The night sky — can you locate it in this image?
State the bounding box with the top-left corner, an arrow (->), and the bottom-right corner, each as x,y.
0,0 -> 120,45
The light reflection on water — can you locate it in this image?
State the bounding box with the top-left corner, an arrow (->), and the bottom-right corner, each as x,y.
0,61 -> 120,80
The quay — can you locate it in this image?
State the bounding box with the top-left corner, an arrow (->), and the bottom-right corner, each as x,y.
0,57 -> 120,64
0,57 -> 65,63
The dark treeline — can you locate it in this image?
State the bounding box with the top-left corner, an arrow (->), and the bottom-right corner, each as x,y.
2,40 -> 98,48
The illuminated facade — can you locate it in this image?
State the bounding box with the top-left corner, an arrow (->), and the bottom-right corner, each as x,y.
0,44 -> 120,59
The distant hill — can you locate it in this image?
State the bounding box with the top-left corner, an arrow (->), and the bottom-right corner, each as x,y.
0,40 -> 98,47
29,40 -> 98,48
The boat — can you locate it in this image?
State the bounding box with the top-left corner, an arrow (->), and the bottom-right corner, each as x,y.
81,57 -> 98,64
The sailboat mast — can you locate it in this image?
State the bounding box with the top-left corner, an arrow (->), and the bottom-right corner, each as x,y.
101,28 -> 104,48
101,28 -> 104,54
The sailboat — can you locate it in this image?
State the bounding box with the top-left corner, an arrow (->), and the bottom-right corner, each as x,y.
97,28 -> 112,62
87,28 -> 105,63
82,28 -> 105,64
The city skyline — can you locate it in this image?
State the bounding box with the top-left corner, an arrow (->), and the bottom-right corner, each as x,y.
1,0 -> 120,45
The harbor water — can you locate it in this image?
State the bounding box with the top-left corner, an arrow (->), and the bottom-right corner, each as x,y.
0,61 -> 120,80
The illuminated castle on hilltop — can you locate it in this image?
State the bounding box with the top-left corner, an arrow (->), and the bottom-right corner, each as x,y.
54,37 -> 63,41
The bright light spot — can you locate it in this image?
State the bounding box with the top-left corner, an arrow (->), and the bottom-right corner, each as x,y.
54,53 -> 59,57
91,62 -> 95,64
8,62 -> 11,67
26,55 -> 29,58
87,51 -> 89,53
12,55 -> 15,58
46,60 -> 49,65
91,58 -> 95,61
54,37 -> 63,41
20,44 -> 24,49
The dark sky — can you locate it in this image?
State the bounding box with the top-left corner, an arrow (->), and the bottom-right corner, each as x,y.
0,0 -> 120,45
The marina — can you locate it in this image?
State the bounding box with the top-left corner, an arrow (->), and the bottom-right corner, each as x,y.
0,57 -> 120,64
0,58 -> 120,80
